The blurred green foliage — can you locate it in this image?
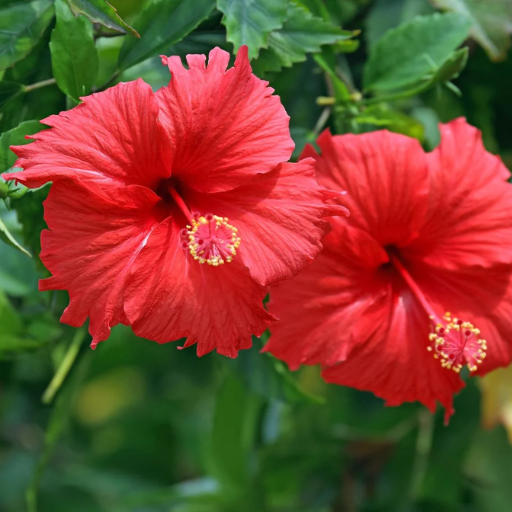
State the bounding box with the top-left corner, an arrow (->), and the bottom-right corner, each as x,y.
1,0 -> 512,511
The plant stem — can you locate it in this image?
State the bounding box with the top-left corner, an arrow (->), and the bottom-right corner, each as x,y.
42,327 -> 87,404
313,107 -> 332,138
24,78 -> 56,93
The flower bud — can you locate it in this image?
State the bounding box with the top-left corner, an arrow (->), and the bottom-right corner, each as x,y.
0,180 -> 8,199
8,186 -> 28,199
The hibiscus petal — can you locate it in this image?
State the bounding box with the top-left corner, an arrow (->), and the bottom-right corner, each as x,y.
5,79 -> 170,190
267,222 -> 464,419
303,129 -> 430,248
265,223 -> 389,369
39,180 -> 162,346
156,46 -> 294,193
405,118 -> 512,269
124,217 -> 274,357
183,159 -> 349,287
321,280 -> 465,422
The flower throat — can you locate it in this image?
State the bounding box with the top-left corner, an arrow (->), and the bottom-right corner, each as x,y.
389,253 -> 487,373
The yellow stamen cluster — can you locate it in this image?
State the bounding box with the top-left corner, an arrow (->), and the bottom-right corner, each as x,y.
185,214 -> 241,266
427,312 -> 487,373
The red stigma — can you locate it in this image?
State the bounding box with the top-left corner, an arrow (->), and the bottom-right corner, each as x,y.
428,313 -> 487,373
181,214 -> 241,266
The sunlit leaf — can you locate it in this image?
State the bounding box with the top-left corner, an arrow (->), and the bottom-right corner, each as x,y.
50,0 -> 99,101
118,0 -> 215,71
217,0 -> 288,59
65,0 -> 138,37
254,3 -> 357,74
363,12 -> 471,91
365,0 -> 435,49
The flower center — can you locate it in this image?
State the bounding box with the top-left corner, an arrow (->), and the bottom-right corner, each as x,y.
180,213 -> 241,266
388,253 -> 487,374
161,180 -> 241,266
428,313 -> 487,373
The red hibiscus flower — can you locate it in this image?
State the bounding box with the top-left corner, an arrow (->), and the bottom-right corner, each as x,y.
3,47 -> 347,356
264,119 -> 512,421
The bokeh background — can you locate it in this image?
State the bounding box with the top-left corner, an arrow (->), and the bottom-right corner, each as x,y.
2,0 -> 512,511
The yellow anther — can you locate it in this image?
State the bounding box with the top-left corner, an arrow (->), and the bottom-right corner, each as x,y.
181,213 -> 241,266
428,312 -> 486,374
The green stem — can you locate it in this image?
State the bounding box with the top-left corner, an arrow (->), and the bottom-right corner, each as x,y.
42,327 -> 87,404
312,107 -> 332,138
24,78 -> 56,93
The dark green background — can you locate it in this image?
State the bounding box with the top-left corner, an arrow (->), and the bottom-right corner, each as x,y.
1,0 -> 512,510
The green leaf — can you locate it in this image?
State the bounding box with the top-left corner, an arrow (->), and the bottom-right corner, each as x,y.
313,51 -> 352,102
365,0 -> 435,49
293,0 -> 332,21
0,0 -> 55,72
50,0 -> 99,101
208,375 -> 263,492
430,46 -> 468,84
0,120 -> 44,173
411,106 -> 441,149
167,31 -> 232,57
0,335 -> 48,353
363,12 -> 471,92
26,349 -> 93,511
0,81 -> 24,111
254,3 -> 358,74
120,31 -> 232,90
463,396 -> 512,512
10,185 -> 49,263
356,105 -> 425,140
0,289 -> 22,336
217,0 -> 288,59
235,341 -> 325,404
118,0 -> 215,71
65,0 -> 139,37
417,383 -> 479,508
0,216 -> 30,256
431,0 -> 512,62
